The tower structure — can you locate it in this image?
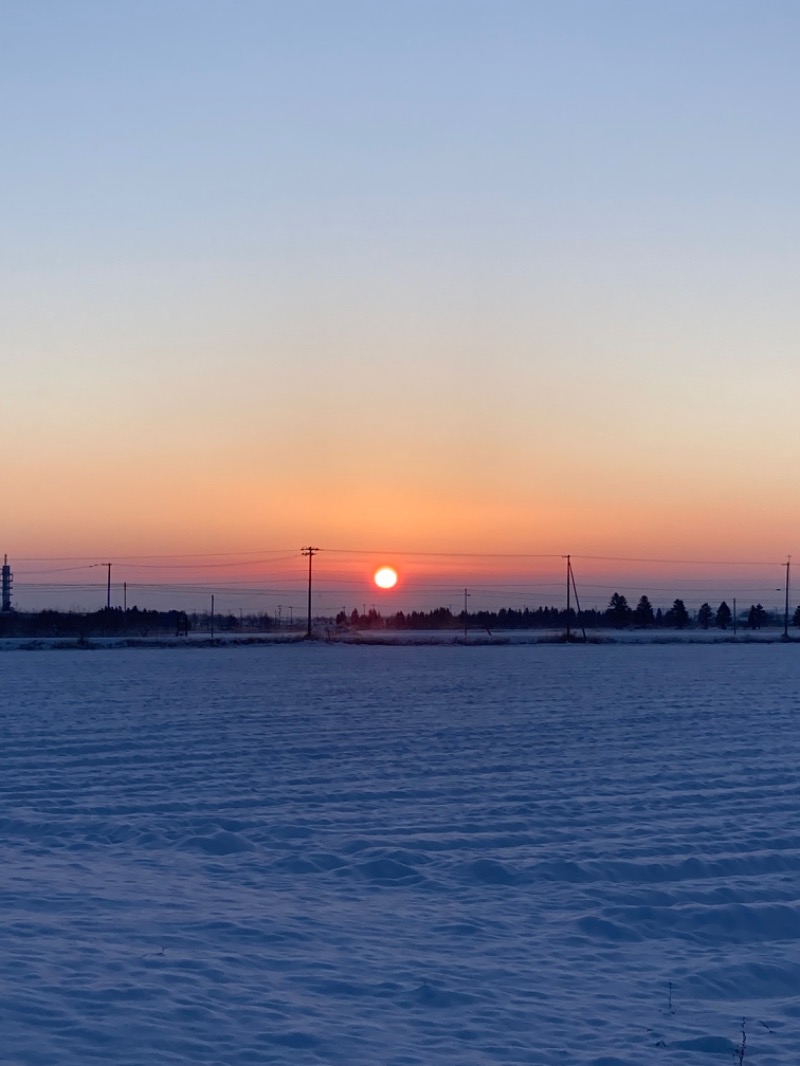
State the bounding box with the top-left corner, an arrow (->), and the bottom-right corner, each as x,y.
2,554 -> 12,612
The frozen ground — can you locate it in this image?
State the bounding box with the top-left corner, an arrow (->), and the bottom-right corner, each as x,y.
1,644 -> 799,1065
0,625 -> 793,652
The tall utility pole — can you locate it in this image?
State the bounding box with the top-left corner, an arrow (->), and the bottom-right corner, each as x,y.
565,554 -> 571,640
463,587 -> 470,640
784,556 -> 791,639
105,563 -> 111,610
210,594 -> 215,639
302,547 -> 319,638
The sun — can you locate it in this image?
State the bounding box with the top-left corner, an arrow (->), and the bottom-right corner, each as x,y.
373,566 -> 398,590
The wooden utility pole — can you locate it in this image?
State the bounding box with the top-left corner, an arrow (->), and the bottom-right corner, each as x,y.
302,547 -> 319,638
565,554 -> 571,640
463,587 -> 470,640
105,563 -> 111,610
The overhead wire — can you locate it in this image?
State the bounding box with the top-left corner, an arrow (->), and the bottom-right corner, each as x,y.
6,543 -> 794,613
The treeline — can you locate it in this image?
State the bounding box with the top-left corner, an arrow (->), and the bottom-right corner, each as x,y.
336,595 -> 800,631
1,597 -> 796,639
0,607 -> 191,638
599,593 -> 796,630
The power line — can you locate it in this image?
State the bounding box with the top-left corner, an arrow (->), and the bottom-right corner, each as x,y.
16,564 -> 99,575
10,548 -> 299,563
321,547 -> 563,559
9,546 -> 790,567
573,554 -> 783,567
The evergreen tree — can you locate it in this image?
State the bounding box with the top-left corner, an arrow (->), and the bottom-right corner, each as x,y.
715,601 -> 732,629
665,598 -> 690,628
606,592 -> 632,628
697,602 -> 713,629
633,595 -> 655,627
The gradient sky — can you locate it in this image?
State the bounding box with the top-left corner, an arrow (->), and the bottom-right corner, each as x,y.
2,1 -> 799,610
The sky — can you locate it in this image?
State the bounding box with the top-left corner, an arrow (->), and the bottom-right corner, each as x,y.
2,1 -> 799,613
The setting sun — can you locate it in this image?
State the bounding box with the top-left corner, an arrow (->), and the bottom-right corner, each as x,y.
373,566 -> 398,590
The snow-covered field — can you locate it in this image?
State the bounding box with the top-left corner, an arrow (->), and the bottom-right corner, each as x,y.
2,644 -> 799,1065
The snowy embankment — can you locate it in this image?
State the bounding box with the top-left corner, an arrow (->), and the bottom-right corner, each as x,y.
334,626 -> 794,645
0,625 -> 793,651
1,644 -> 799,1064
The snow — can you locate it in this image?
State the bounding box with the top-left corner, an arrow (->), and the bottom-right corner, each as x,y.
1,643 -> 799,1064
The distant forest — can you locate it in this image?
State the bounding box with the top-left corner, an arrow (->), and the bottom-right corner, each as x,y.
0,607 -> 193,639
0,593 -> 797,639
337,594 -> 799,632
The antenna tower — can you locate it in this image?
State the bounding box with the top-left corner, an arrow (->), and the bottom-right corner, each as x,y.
1,555 -> 12,613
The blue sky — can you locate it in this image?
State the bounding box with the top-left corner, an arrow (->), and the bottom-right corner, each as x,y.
2,2 -> 799,601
